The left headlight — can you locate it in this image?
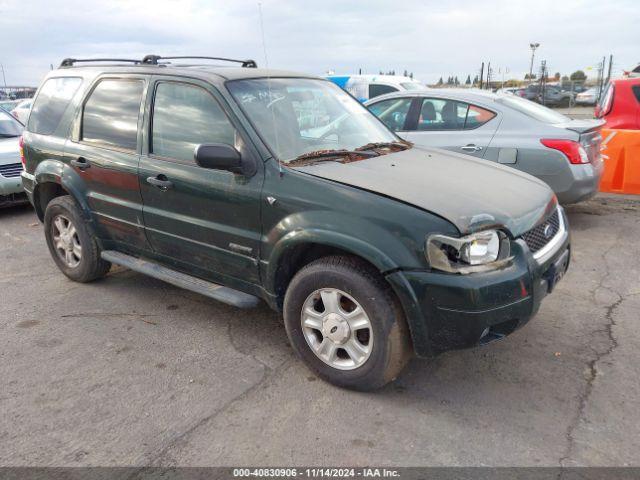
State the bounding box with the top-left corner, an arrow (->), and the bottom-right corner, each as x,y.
426,230 -> 511,274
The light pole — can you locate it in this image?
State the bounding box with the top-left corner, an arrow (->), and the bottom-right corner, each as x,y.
0,63 -> 6,89
529,43 -> 540,84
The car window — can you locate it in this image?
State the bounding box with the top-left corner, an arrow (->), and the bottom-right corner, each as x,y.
632,86 -> 640,103
417,99 -> 466,130
151,82 -> 236,163
497,95 -> 569,124
28,77 -> 82,135
367,97 -> 413,131
82,79 -> 144,151
369,84 -> 398,99
0,109 -> 23,137
465,104 -> 497,129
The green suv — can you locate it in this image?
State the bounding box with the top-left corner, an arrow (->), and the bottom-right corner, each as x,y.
21,56 -> 570,390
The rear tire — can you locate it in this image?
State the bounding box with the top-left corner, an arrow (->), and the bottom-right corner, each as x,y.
283,255 -> 412,391
44,195 -> 111,282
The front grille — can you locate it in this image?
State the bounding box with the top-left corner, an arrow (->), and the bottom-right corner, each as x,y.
520,209 -> 560,254
0,163 -> 22,178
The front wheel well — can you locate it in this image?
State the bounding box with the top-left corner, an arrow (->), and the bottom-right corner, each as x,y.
34,182 -> 69,221
272,243 -> 384,310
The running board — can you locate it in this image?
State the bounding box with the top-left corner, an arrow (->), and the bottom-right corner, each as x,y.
101,250 -> 260,309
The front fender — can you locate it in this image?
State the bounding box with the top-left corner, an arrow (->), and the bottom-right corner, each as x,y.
262,209 -> 422,294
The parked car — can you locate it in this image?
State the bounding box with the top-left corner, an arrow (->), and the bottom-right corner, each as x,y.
0,109 -> 26,207
365,89 -> 604,204
623,63 -> 640,78
0,99 -> 21,113
575,87 -> 600,106
10,98 -> 33,124
595,78 -> 640,129
521,84 -> 541,101
537,86 -> 575,107
326,74 -> 425,102
22,56 -> 570,390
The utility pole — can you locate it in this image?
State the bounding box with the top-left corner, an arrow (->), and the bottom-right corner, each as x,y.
0,63 -> 6,89
486,62 -> 492,90
529,43 -> 540,84
479,62 -> 484,89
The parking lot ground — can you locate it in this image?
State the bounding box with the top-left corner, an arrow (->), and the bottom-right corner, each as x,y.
1,194 -> 639,467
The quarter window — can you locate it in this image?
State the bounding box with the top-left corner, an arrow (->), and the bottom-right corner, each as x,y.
368,97 -> 413,131
417,99 -> 495,130
28,77 -> 82,135
151,82 -> 236,163
369,84 -> 398,99
82,79 -> 144,150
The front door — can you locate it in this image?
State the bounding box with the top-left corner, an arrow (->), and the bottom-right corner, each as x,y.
65,75 -> 149,252
402,97 -> 500,159
138,77 -> 263,285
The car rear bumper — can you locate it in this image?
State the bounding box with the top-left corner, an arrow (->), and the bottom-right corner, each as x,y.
386,209 -> 571,357
556,161 -> 604,204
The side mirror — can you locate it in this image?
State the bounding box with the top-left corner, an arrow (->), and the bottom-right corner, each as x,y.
194,143 -> 243,174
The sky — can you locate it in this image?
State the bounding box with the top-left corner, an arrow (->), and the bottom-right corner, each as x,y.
1,0 -> 638,87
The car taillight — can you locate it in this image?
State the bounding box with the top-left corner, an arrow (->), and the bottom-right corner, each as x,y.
19,135 -> 26,168
541,139 -> 590,164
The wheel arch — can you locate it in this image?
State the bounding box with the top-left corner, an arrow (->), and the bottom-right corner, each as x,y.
33,160 -> 91,221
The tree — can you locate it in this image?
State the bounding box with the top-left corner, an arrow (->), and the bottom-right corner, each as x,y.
437,77 -> 443,85
403,69 -> 408,77
570,70 -> 587,82
465,75 -> 471,85
561,75 -> 569,81
454,76 -> 460,85
554,72 -> 561,80
473,75 -> 479,85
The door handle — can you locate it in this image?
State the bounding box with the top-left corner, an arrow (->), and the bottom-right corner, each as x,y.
70,157 -> 91,170
146,174 -> 173,190
461,144 -> 483,152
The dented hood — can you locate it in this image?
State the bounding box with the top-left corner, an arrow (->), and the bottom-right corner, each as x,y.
291,147 -> 556,236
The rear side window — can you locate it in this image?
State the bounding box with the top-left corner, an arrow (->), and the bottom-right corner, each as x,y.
151,82 -> 236,163
632,86 -> 640,103
28,77 -> 82,135
82,79 -> 144,151
369,84 -> 398,99
368,97 -> 413,131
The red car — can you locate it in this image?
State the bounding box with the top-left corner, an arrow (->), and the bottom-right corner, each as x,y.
595,78 -> 640,129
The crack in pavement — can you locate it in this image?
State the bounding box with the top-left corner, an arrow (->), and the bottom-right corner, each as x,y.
559,230 -> 626,469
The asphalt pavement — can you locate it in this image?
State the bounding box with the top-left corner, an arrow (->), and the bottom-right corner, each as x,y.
1,194 -> 639,466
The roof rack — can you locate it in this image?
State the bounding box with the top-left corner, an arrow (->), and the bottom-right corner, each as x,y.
141,55 -> 257,68
60,58 -> 141,67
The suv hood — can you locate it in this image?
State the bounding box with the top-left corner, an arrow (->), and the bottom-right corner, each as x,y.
291,147 -> 556,236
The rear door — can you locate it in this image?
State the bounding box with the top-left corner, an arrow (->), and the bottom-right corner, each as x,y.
64,75 -> 150,252
402,97 -> 499,158
138,76 -> 263,285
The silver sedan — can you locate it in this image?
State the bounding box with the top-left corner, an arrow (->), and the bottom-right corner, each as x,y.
365,89 -> 604,204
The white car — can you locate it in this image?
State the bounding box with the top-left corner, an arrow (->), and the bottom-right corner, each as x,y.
326,74 -> 426,102
575,87 -> 599,105
10,98 -> 33,124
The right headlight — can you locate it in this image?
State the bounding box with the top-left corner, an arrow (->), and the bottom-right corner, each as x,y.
426,229 -> 511,274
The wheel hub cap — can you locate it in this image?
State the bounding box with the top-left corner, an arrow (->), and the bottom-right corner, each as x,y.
322,313 -> 350,344
300,288 -> 373,371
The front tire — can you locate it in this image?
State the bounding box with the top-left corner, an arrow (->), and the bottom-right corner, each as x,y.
283,256 -> 412,390
44,195 -> 111,282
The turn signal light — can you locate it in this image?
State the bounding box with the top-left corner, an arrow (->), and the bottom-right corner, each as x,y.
540,139 -> 589,164
19,135 -> 26,168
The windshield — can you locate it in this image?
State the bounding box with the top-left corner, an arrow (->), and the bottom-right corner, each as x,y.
227,78 -> 398,162
400,82 -> 425,91
0,109 -> 23,136
497,95 -> 569,124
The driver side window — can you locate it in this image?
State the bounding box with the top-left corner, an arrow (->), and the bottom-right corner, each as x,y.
151,82 -> 236,163
367,97 -> 412,132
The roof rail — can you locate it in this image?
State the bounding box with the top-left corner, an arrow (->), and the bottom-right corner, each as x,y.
60,58 -> 141,67
141,55 -> 257,68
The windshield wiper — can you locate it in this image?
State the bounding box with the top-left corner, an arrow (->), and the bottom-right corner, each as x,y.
288,149 -> 378,166
355,141 -> 410,151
